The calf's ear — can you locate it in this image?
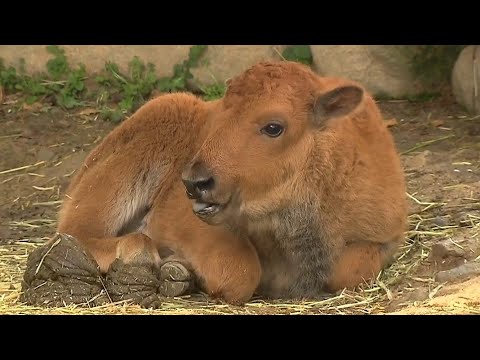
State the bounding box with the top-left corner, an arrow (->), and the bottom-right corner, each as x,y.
313,85 -> 364,125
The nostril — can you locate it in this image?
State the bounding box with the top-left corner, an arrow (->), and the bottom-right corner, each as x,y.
182,179 -> 197,199
195,177 -> 215,193
182,161 -> 215,199
182,176 -> 215,200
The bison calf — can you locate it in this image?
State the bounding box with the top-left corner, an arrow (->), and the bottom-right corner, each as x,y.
56,61 -> 407,304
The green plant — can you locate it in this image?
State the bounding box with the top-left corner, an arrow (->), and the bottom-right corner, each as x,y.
95,58 -> 158,113
99,107 -> 125,124
44,45 -> 88,108
56,64 -> 87,108
0,45 -> 87,108
201,82 -> 226,101
282,45 -> 313,65
1,45 -> 218,122
157,45 -> 208,92
45,45 -> 69,80
96,45 -> 209,120
0,59 -> 21,92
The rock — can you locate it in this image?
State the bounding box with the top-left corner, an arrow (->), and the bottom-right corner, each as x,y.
310,45 -> 421,98
435,262 -> 480,283
452,45 -> 480,115
191,45 -> 285,85
430,238 -> 467,261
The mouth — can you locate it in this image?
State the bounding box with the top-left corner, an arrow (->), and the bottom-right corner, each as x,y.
192,201 -> 224,218
190,195 -> 234,222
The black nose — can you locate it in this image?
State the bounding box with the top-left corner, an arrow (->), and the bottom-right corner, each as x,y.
182,177 -> 215,200
182,161 -> 216,200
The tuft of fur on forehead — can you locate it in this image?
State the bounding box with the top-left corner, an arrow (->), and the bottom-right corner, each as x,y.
223,61 -> 319,108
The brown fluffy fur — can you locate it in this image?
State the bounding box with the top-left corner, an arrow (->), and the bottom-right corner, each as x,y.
56,61 -> 407,304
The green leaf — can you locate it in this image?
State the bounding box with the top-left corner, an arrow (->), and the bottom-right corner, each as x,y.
100,109 -> 124,124
172,63 -> 186,78
119,97 -> 134,112
74,81 -> 85,91
129,56 -> 145,82
201,82 -> 226,101
26,95 -> 38,104
187,45 -> 207,67
282,45 -> 313,65
157,77 -> 174,92
58,95 -> 79,109
95,75 -> 112,86
46,46 -> 69,80
170,77 -> 186,90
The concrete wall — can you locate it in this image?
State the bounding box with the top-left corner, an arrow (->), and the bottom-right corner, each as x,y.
0,45 -> 426,98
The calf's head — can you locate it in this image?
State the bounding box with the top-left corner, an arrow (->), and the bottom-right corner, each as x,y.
181,61 -> 364,226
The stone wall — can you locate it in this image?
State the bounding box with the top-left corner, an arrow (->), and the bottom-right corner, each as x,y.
0,45 -> 459,99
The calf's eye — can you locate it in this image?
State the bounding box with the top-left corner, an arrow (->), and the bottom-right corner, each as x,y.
261,123 -> 284,138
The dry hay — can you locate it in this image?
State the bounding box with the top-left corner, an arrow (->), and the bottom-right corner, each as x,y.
1,194 -> 477,315
0,238 -> 386,315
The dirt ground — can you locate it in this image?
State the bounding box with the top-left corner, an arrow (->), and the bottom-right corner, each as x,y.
1,93 -> 479,315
